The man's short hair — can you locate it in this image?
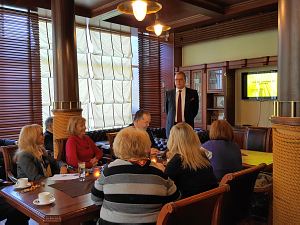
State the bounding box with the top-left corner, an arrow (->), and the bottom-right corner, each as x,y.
133,109 -> 150,121
45,116 -> 53,129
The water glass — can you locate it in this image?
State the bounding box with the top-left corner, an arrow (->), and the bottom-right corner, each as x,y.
78,162 -> 86,181
150,154 -> 158,163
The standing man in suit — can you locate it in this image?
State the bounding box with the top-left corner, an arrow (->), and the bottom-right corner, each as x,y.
165,71 -> 199,137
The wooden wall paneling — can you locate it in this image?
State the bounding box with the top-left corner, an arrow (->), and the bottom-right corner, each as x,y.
207,62 -> 227,69
228,59 -> 247,69
202,68 -> 208,129
246,56 -> 269,67
174,11 -> 278,47
268,56 -> 278,66
225,69 -> 235,126
160,40 -> 174,128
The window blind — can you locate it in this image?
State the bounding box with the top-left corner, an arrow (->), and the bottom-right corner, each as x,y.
0,7 -> 42,140
138,33 -> 161,127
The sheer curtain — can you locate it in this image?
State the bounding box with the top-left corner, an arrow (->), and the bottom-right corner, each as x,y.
39,20 -> 133,130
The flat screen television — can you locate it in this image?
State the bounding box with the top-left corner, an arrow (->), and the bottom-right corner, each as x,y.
242,70 -> 278,100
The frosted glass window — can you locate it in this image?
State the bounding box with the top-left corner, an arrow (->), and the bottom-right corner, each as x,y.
112,57 -> 123,80
90,54 -> 104,79
102,56 -> 114,79
101,32 -> 113,56
77,53 -> 89,78
39,20 -> 133,130
76,27 -> 88,54
89,30 -> 102,55
112,33 -> 123,57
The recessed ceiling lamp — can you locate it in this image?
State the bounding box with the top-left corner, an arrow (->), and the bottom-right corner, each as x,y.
117,0 -> 162,22
146,20 -> 171,36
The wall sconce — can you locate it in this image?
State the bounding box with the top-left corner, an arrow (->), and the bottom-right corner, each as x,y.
117,0 -> 162,22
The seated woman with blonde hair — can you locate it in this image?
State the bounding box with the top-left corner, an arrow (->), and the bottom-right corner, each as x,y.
165,122 -> 217,198
66,116 -> 103,169
202,120 -> 242,180
91,127 -> 180,225
16,124 -> 67,181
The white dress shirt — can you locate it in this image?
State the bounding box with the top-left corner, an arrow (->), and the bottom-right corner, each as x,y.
175,87 -> 186,122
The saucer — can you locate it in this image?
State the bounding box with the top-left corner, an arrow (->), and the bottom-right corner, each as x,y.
13,182 -> 31,190
33,197 -> 55,206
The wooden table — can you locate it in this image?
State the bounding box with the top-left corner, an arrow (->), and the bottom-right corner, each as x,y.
241,149 -> 273,166
0,176 -> 100,225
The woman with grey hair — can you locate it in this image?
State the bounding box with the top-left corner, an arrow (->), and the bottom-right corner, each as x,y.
91,127 -> 180,225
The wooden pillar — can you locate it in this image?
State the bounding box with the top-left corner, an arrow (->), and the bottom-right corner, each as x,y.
271,1 -> 300,224
51,0 -> 81,158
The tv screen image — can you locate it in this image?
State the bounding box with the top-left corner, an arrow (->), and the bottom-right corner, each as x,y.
242,71 -> 278,100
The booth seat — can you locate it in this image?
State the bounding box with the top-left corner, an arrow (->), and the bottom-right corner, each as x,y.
86,128 -> 123,154
86,127 -> 209,152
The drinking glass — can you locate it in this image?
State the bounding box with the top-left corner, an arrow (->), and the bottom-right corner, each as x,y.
150,154 -> 158,163
78,162 -> 86,181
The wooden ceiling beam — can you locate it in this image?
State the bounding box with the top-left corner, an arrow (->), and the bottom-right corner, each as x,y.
90,0 -> 124,18
172,0 -> 277,32
1,0 -> 91,17
226,0 -> 278,14
180,0 -> 224,16
168,14 -> 211,28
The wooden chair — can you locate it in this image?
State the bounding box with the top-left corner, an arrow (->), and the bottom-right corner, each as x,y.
0,145 -> 18,183
157,185 -> 230,225
219,163 -> 266,225
233,126 -> 247,149
106,132 -> 118,158
55,138 -> 68,162
245,127 -> 272,152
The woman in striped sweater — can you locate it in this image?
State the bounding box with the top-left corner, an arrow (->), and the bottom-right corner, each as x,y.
91,127 -> 180,225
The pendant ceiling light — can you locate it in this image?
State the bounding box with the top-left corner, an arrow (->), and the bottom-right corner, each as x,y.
117,0 -> 162,21
146,19 -> 171,36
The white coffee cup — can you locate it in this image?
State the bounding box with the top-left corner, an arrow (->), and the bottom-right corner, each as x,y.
38,192 -> 53,204
16,178 -> 28,187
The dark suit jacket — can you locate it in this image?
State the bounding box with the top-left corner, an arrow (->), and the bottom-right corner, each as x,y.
165,87 -> 199,137
44,130 -> 53,152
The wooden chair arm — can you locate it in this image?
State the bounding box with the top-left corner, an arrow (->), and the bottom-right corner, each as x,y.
0,178 -> 14,186
8,171 -> 17,183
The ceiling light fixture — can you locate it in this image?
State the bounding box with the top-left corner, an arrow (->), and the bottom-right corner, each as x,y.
146,19 -> 171,36
117,0 -> 162,22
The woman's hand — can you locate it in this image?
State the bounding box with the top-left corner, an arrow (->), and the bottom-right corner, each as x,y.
154,162 -> 165,172
90,157 -> 98,167
60,166 -> 68,174
150,148 -> 159,155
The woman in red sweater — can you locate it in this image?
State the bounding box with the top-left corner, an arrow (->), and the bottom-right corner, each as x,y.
66,116 -> 103,168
